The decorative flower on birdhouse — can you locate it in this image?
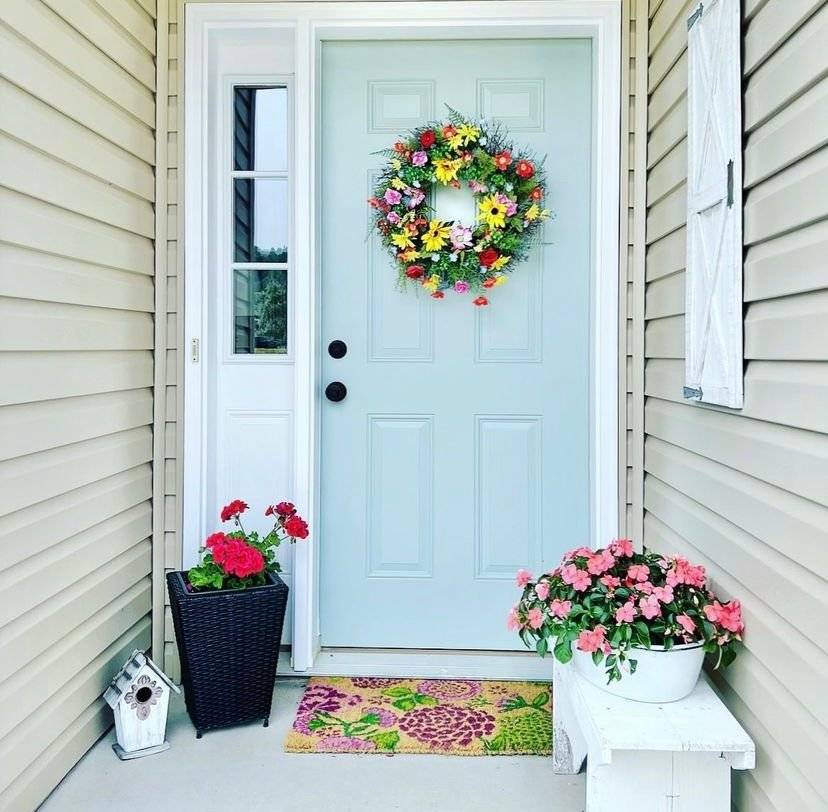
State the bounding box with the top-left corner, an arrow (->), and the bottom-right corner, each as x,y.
124,674 -> 164,720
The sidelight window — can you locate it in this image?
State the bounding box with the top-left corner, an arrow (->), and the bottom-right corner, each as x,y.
231,86 -> 290,355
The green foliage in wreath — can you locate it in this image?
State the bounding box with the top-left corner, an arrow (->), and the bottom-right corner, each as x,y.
368,108 -> 550,306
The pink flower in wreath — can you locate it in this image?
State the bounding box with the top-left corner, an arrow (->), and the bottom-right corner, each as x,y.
411,150 -> 428,167
469,179 -> 488,194
384,188 -> 402,205
561,563 -> 591,592
535,581 -> 550,601
407,188 -> 425,208
516,568 -> 534,588
550,599 -> 572,619
450,224 -> 473,251
416,680 -> 482,701
454,280 -> 470,294
386,211 -> 401,225
526,607 -> 544,629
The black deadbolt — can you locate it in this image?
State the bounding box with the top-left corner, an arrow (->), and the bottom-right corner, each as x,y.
325,381 -> 347,402
328,340 -> 347,359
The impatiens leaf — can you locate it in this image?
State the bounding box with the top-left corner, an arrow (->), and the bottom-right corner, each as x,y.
536,638 -> 548,658
554,638 -> 573,664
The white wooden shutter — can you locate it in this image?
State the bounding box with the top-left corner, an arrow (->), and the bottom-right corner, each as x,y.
685,0 -> 744,408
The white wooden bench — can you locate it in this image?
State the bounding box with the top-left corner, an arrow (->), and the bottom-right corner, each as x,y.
552,660 -> 755,811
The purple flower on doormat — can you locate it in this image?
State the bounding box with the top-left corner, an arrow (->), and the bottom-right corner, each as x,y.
399,705 -> 495,749
293,684 -> 356,734
351,677 -> 403,689
416,680 -> 482,701
363,707 -> 397,728
318,735 -> 377,752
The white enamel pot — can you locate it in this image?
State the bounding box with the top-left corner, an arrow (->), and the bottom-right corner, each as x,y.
572,642 -> 705,703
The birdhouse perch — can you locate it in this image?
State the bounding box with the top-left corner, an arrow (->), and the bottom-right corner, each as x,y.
104,650 -> 181,760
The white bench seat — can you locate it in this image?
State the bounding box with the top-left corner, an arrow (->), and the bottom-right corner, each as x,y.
552,660 -> 755,811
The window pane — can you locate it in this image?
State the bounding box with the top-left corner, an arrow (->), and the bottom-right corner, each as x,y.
233,178 -> 288,262
233,269 -> 288,354
233,87 -> 288,171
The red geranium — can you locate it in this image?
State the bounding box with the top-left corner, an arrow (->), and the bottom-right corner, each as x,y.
479,247 -> 500,269
190,499 -> 309,590
284,515 -> 310,539
405,264 -> 425,279
419,130 -> 436,148
220,499 -> 248,522
473,296 -> 489,307
266,501 -> 296,518
516,160 -> 535,179
204,532 -> 228,549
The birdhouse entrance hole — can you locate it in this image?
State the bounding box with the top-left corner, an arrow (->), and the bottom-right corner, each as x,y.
135,686 -> 153,703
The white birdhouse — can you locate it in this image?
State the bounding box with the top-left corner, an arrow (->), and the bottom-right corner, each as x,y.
104,650 -> 181,760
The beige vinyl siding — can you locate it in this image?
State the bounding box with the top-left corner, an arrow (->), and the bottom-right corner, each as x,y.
0,1 -> 161,809
643,1 -> 828,809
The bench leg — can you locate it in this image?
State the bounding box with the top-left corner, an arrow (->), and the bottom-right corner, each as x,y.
552,664 -> 587,775
586,750 -> 731,811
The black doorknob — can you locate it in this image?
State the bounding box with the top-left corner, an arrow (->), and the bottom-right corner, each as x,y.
325,381 -> 347,402
328,340 -> 347,359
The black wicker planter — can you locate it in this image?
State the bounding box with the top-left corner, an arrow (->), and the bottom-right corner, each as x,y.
166,570 -> 289,737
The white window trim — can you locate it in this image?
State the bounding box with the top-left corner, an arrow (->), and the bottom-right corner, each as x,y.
184,1 -> 622,675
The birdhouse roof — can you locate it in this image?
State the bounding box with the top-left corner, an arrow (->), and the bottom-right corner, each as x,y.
103,649 -> 180,708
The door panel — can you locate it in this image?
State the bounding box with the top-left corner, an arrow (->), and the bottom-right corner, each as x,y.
320,39 -> 593,649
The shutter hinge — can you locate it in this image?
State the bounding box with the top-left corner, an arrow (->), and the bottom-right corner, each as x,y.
726,159 -> 735,207
191,337 -> 200,363
683,386 -> 703,401
688,3 -> 703,29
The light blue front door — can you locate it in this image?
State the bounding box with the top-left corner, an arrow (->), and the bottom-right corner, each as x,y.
319,39 -> 593,649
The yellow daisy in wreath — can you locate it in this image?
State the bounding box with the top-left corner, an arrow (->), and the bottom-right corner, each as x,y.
478,194 -> 507,229
390,231 -> 415,250
434,158 -> 462,185
456,122 -> 481,146
422,220 -> 451,252
491,255 -> 511,271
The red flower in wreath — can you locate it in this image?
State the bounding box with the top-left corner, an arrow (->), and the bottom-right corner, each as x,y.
419,130 -> 436,148
479,247 -> 500,269
530,186 -> 544,201
482,277 -> 497,289
442,124 -> 457,140
284,514 -> 310,540
220,499 -> 248,522
473,296 -> 489,307
393,141 -> 407,154
516,160 -> 535,179
494,150 -> 512,171
431,291 -> 445,299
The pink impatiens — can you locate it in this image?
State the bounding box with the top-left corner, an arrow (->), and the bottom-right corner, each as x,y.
510,541 -> 744,685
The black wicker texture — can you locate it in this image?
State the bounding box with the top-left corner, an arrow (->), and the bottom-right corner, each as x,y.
166,570 -> 289,734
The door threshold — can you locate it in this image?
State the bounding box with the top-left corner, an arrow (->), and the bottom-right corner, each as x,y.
280,647 -> 554,681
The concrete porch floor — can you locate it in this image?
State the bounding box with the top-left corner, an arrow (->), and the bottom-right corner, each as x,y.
42,678 -> 586,812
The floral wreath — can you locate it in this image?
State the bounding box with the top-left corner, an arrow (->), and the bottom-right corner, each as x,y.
368,109 -> 550,306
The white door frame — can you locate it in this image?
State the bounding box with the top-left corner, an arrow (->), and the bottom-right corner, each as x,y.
184,1 -> 621,676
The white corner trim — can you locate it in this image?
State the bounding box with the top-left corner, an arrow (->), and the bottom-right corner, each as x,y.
183,1 -> 621,676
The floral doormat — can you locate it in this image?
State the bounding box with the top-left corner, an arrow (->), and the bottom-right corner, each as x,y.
284,677 -> 552,755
